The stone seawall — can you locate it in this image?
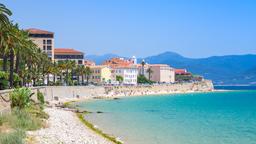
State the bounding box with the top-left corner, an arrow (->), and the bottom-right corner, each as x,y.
0,80 -> 214,109
43,86 -> 106,101
104,80 -> 214,97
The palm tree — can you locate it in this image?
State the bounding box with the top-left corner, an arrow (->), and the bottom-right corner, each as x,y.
58,60 -> 76,86
0,4 -> 54,88
0,23 -> 13,72
141,60 -> 145,76
52,62 -> 60,83
76,65 -> 86,85
116,75 -> 124,84
0,3 -> 12,27
57,61 -> 66,85
0,4 -> 12,72
5,24 -> 20,88
84,66 -> 92,85
146,68 -> 153,81
67,60 -> 76,85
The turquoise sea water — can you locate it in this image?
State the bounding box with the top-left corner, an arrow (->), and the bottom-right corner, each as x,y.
77,90 -> 256,144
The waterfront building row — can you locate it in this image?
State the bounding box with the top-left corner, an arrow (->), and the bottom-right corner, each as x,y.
26,28 -> 196,85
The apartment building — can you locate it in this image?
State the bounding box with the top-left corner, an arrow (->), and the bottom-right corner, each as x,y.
54,48 -> 84,65
90,65 -> 112,84
27,28 -> 54,60
113,66 -> 138,85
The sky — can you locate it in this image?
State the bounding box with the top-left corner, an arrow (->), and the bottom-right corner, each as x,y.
2,0 -> 256,58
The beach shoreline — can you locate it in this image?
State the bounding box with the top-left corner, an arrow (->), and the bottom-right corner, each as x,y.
29,81 -> 219,144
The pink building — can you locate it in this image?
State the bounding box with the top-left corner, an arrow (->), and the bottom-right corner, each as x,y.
149,64 -> 175,83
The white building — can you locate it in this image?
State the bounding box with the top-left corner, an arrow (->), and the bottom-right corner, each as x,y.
131,56 -> 137,64
113,66 -> 138,85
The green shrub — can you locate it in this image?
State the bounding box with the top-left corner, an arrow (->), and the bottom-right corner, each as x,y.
137,75 -> 154,84
54,80 -> 61,86
0,129 -> 25,144
10,88 -> 33,109
37,91 -> 45,105
74,81 -> 78,86
0,71 -> 9,90
0,71 -> 21,90
13,73 -> 21,88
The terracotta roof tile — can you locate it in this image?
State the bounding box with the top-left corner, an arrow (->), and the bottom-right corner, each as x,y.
175,69 -> 188,74
54,48 -> 83,55
26,28 -> 54,34
102,57 -> 133,68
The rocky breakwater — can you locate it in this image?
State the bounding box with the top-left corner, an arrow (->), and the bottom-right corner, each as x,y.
104,80 -> 214,97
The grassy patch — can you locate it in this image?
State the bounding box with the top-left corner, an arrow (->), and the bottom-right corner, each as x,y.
77,113 -> 122,144
0,106 -> 48,144
0,129 -> 25,144
26,105 -> 49,120
0,116 -> 3,126
63,100 -> 77,108
7,109 -> 42,131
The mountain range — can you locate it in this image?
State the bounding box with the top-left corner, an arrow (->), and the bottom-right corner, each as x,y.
86,52 -> 256,85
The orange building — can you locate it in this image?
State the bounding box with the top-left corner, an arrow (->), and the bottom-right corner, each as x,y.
102,58 -> 134,68
84,60 -> 96,66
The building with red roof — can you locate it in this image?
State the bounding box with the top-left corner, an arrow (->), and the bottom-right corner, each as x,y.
26,28 -> 55,61
54,48 -> 84,65
102,57 -> 134,68
84,60 -> 96,66
174,69 -> 189,75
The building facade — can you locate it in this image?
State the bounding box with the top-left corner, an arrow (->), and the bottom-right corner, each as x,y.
89,65 -> 112,84
113,66 -> 138,85
27,28 -> 54,61
84,59 -> 96,66
54,48 -> 84,65
149,64 -> 175,83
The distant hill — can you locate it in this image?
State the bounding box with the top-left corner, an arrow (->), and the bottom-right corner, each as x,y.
85,52 -> 256,85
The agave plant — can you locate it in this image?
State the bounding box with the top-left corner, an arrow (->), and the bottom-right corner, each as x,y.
10,88 -> 34,109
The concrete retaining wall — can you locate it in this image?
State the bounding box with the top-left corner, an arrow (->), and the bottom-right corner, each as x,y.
43,86 -> 106,101
0,80 -> 214,113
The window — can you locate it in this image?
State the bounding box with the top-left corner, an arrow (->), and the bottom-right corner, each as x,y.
43,40 -> 46,44
29,34 -> 53,38
47,40 -> 52,44
43,46 -> 46,50
47,46 -> 52,50
78,60 -> 83,64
